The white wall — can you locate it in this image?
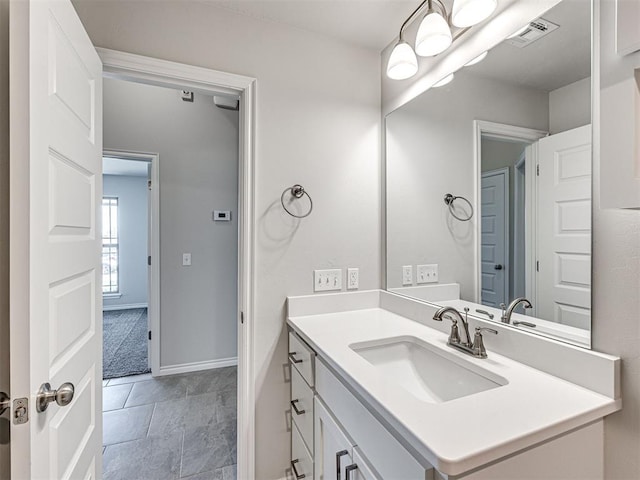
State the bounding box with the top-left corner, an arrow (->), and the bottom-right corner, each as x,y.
593,1 -> 640,478
103,78 -> 240,369
0,0 -> 9,477
386,71 -> 548,301
549,77 -> 591,134
72,3 -> 381,477
102,174 -> 149,309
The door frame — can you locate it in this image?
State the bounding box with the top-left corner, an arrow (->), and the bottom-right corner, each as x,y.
98,48 -> 257,479
480,167 -> 510,306
473,120 -> 547,304
513,152 -> 526,299
102,149 -> 160,374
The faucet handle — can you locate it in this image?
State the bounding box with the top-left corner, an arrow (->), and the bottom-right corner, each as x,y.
472,327 -> 498,358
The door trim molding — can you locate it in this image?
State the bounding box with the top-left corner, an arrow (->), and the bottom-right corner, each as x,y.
473,120 -> 547,304
98,48 -> 257,480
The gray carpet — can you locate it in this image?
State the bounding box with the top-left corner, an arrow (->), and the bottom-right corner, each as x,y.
103,308 -> 151,379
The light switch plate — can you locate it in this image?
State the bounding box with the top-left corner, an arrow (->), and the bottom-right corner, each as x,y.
314,269 -> 342,292
417,264 -> 438,284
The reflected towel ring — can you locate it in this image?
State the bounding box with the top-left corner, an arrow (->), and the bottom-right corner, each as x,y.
281,184 -> 313,218
444,193 -> 474,222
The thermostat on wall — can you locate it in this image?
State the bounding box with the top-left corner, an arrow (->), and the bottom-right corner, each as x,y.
213,210 -> 231,221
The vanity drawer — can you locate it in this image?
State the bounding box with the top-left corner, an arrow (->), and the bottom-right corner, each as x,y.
291,365 -> 314,452
292,421 -> 313,480
289,331 -> 315,387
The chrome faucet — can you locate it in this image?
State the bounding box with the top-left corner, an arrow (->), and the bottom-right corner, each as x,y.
433,306 -> 498,358
500,297 -> 533,324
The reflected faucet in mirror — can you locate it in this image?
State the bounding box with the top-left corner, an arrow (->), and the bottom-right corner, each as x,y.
500,298 -> 533,324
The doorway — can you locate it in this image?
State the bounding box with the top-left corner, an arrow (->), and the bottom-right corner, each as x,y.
100,77 -> 241,479
102,153 -> 155,380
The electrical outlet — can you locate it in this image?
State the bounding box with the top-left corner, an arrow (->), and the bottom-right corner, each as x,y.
402,265 -> 413,286
314,269 -> 342,292
182,253 -> 192,266
347,268 -> 359,290
417,264 -> 438,284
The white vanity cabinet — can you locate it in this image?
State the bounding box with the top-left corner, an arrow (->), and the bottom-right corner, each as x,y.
314,397 -> 380,480
289,331 -> 316,479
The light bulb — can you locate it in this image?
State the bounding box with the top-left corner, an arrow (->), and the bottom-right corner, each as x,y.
433,73 -> 454,87
415,11 -> 453,57
386,41 -> 418,80
464,50 -> 488,66
451,0 -> 498,28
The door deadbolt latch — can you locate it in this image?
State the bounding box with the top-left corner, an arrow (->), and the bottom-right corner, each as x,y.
36,382 -> 75,413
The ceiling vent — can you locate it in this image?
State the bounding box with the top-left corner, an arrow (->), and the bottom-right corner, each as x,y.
505,18 -> 559,48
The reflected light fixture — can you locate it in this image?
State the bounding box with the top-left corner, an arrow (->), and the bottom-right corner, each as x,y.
386,0 -> 498,80
464,50 -> 488,66
432,73 -> 455,87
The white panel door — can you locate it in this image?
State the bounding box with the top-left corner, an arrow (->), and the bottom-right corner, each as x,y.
10,0 -> 103,478
480,169 -> 509,307
536,125 -> 591,329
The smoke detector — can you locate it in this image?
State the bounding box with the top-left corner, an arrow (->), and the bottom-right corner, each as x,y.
505,18 -> 559,48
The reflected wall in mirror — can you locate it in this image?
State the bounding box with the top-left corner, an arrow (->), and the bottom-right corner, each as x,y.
385,0 -> 592,347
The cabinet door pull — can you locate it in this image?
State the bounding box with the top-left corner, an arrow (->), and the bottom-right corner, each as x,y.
291,459 -> 306,479
345,464 -> 358,480
336,450 -> 349,480
290,399 -> 306,415
289,352 -> 303,364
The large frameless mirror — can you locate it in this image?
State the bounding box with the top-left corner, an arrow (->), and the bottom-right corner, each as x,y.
385,0 -> 592,347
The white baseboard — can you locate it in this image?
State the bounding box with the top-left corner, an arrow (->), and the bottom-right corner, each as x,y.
103,302 -> 148,312
157,356 -> 238,376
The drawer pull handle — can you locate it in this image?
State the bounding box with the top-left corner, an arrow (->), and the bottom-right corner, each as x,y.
345,464 -> 358,480
336,450 -> 349,480
289,352 -> 303,364
291,459 -> 306,479
291,399 -> 306,415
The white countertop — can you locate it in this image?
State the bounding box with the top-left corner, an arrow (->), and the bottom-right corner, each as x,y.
288,307 -> 621,476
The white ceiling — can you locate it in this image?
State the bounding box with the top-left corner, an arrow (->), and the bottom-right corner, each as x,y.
103,157 -> 149,177
197,0 -> 416,50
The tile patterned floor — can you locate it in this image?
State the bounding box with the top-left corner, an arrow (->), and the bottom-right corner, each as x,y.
103,367 -> 237,480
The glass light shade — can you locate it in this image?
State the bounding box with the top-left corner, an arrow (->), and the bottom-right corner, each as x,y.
415,12 -> 453,57
433,73 -> 454,87
451,0 -> 498,28
386,41 -> 418,80
464,50 -> 488,66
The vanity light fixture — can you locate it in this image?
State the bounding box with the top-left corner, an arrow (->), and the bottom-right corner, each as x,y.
464,50 -> 488,66
451,0 -> 498,28
432,73 -> 454,87
386,0 -> 498,80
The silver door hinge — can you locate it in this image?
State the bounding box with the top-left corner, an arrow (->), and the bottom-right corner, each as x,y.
148,256 -> 151,266
240,311 -> 244,324
148,179 -> 152,189
536,165 -> 540,176
148,331 -> 152,340
13,398 -> 28,425
536,261 -> 539,272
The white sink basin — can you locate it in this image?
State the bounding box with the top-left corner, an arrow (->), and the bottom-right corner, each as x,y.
350,336 -> 507,403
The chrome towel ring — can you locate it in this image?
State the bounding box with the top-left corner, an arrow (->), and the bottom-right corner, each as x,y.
444,193 -> 474,222
281,184 -> 313,218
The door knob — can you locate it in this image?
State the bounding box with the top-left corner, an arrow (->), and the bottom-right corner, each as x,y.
494,264 -> 503,270
0,392 -> 10,416
36,382 -> 74,413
